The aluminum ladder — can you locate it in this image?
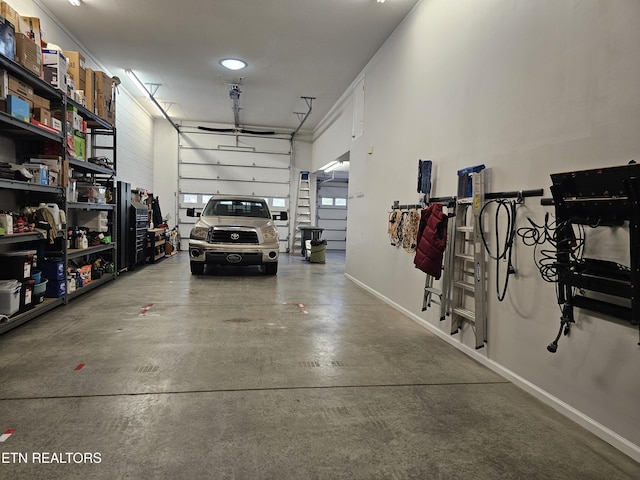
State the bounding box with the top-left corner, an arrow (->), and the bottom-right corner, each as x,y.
422,203 -> 455,321
449,168 -> 487,349
292,171 -> 312,255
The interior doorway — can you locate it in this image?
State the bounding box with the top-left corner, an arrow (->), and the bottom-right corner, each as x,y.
315,152 -> 349,252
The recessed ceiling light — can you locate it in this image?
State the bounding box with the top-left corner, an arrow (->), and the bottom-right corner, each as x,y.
220,58 -> 247,71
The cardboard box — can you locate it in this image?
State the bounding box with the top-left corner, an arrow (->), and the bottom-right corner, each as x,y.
73,133 -> 86,160
1,3 -> 19,29
32,155 -> 67,187
33,93 -> 50,110
30,156 -> 61,172
16,16 -> 41,49
85,67 -> 95,112
94,70 -> 113,95
97,93 -> 115,124
7,94 -> 29,122
42,49 -> 67,92
23,163 -> 48,185
8,74 -> 34,101
0,14 -> 15,61
60,158 -> 69,188
62,50 -> 86,92
33,107 -> 51,126
52,117 -> 62,132
95,71 -> 116,118
66,105 -> 82,131
15,34 -> 40,77
0,69 -> 7,99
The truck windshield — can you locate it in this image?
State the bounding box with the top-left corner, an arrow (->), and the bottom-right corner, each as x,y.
203,200 -> 270,218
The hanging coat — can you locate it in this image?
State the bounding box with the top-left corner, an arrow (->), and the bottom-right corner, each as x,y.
413,203 -> 448,279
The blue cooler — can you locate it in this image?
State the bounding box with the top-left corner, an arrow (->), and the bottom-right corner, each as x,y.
45,279 -> 66,298
41,258 -> 65,281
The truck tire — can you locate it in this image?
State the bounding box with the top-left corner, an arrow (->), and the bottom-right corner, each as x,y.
264,263 -> 278,275
191,262 -> 204,275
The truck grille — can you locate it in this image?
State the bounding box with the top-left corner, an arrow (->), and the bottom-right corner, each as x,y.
207,229 -> 259,244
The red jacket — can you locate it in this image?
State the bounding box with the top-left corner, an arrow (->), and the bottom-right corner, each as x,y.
413,203 -> 448,278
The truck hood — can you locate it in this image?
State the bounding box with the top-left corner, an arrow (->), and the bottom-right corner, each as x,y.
196,216 -> 274,229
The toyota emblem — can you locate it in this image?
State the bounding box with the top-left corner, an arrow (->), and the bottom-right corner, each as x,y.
230,233 -> 240,241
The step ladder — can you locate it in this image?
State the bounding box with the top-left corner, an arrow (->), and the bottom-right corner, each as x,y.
292,171 -> 312,255
422,203 -> 455,321
449,167 -> 487,349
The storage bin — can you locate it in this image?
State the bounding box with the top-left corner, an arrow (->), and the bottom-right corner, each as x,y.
0,279 -> 21,317
32,291 -> 45,305
32,279 -> 47,306
75,210 -> 108,232
33,279 -> 48,295
40,258 -> 65,281
13,249 -> 38,268
45,279 -> 66,298
31,270 -> 42,283
0,251 -> 34,280
20,279 -> 34,311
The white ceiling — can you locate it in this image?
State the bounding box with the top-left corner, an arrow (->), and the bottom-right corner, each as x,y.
38,0 -> 418,133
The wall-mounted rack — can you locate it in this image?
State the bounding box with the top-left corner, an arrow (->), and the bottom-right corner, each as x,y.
548,163 -> 640,349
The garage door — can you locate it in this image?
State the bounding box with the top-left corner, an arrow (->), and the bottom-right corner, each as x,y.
317,179 -> 348,251
178,128 -> 292,251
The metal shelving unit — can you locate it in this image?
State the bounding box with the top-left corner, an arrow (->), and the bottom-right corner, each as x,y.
0,51 -> 117,333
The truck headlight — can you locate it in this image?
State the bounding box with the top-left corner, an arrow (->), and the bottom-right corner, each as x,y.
190,226 -> 208,240
261,225 -> 278,241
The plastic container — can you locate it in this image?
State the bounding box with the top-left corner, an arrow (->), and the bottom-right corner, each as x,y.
33,279 -> 48,295
31,270 -> 42,284
40,258 -> 65,281
0,279 -> 21,317
39,203 -> 61,231
45,279 -> 66,298
76,210 -> 108,232
32,291 -> 45,305
20,279 -> 34,311
0,251 -> 34,280
67,275 -> 76,293
13,249 -> 38,269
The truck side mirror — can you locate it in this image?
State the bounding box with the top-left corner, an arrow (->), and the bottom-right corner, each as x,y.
272,211 -> 288,221
187,208 -> 201,217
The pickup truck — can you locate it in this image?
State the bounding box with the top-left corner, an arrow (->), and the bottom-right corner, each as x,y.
187,195 -> 287,275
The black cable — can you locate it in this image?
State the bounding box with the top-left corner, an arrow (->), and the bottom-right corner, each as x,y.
479,199 -> 518,301
517,216 -> 586,353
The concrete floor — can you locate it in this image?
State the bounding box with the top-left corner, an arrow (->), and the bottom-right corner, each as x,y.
0,252 -> 638,479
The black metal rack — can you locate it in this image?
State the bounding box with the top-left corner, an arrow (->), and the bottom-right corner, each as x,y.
549,163 -> 640,343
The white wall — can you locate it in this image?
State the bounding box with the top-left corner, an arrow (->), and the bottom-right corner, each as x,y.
13,0 -> 155,191
312,0 -> 640,460
152,119 -> 179,226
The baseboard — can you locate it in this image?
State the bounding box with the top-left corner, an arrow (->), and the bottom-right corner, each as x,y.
345,273 -> 640,463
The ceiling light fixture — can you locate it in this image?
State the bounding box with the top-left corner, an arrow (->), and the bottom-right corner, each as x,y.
220,58 -> 247,71
320,160 -> 339,172
324,161 -> 343,173
68,0 -> 81,6
377,0 -> 386,3
125,69 -> 179,132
